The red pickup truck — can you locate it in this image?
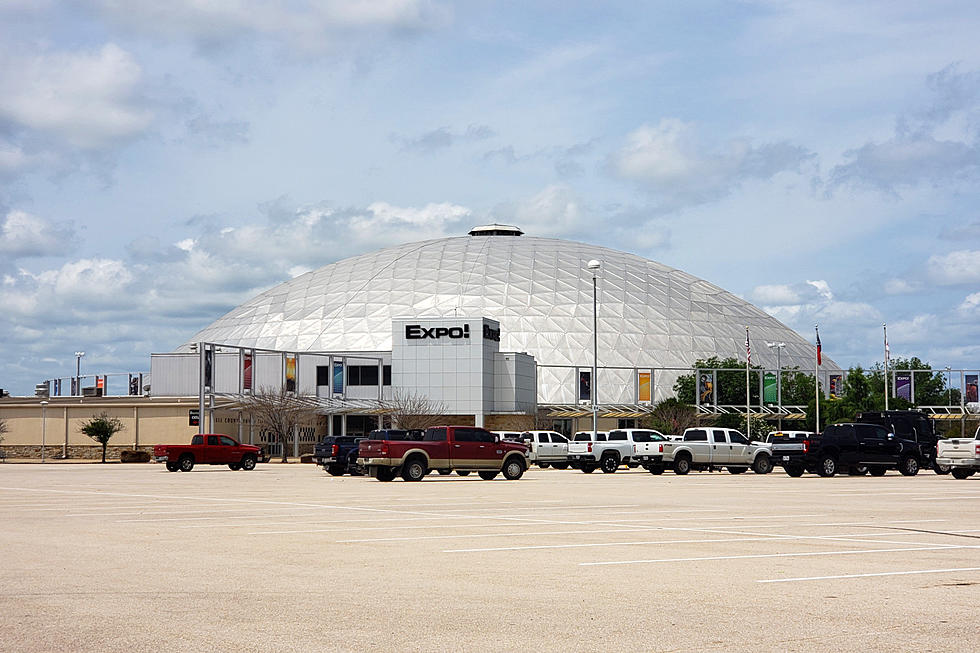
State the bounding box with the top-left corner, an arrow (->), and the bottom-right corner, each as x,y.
153,434 -> 265,472
359,426 -> 530,482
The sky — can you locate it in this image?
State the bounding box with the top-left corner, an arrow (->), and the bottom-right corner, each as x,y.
1,0 -> 979,396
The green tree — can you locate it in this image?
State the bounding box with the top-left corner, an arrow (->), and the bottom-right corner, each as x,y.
642,398 -> 703,435
79,412 -> 125,463
674,356 -> 764,406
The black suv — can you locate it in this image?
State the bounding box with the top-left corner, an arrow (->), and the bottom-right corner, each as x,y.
780,422 -> 925,477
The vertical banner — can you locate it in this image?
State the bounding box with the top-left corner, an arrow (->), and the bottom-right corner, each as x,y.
829,374 -> 843,398
204,347 -> 213,388
333,361 -> 344,395
966,374 -> 978,403
698,372 -> 713,405
578,370 -> 592,402
763,372 -> 777,403
285,355 -> 296,392
243,352 -> 253,391
638,371 -> 651,403
895,372 -> 912,401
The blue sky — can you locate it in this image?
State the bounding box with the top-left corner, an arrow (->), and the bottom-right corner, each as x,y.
1,0 -> 979,395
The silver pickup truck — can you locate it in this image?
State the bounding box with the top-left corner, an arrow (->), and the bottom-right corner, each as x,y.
568,429 -> 668,473
935,427 -> 980,479
660,427 -> 773,475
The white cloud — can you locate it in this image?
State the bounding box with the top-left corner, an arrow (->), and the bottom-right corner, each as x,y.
0,210 -> 75,258
884,278 -> 920,295
958,292 -> 980,313
751,284 -> 800,305
806,280 -> 834,301
927,249 -> 980,285
608,119 -> 813,207
0,43 -> 151,149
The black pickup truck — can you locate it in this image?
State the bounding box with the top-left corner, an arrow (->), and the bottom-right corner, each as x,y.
314,436 -> 366,476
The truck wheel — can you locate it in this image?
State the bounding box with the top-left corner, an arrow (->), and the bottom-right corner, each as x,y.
437,469 -> 452,475
600,455 -> 620,474
898,456 -> 919,476
673,455 -> 691,475
848,465 -> 868,476
727,466 -> 747,474
178,455 -> 194,472
869,466 -> 887,476
478,470 -> 499,480
951,468 -> 974,479
502,458 -> 526,480
456,470 -> 471,476
228,463 -> 241,471
580,463 -> 596,474
241,455 -> 257,471
401,457 -> 427,482
165,462 -> 179,472
817,456 -> 837,477
375,466 -> 396,482
785,465 -> 804,477
933,462 -> 951,475
752,455 -> 773,474
646,465 -> 664,475
552,463 -> 569,470
326,465 -> 345,476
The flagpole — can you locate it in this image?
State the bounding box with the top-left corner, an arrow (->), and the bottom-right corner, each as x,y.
883,323 -> 889,411
745,327 -> 750,439
815,325 -> 820,433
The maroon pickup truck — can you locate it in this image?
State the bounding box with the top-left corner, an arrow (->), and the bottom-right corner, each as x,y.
153,434 -> 265,472
359,425 -> 529,481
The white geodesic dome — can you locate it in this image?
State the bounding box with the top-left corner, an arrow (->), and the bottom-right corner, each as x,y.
179,229 -> 834,403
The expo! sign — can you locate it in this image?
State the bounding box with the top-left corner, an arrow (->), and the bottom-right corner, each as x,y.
404,323 -> 501,342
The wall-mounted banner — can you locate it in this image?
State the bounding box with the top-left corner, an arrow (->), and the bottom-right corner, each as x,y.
895,372 -> 912,401
333,361 -> 344,395
638,372 -> 651,403
966,374 -> 978,403
285,355 -> 297,392
204,348 -> 213,388
243,353 -> 253,391
763,372 -> 777,403
578,370 -> 592,402
829,374 -> 843,398
698,372 -> 713,405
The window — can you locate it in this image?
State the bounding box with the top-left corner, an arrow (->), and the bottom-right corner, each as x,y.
423,427 -> 447,442
596,433 -> 607,441
617,418 -> 637,429
191,435 -> 203,445
712,430 -> 727,443
473,429 -> 495,443
551,433 -> 568,444
219,436 -> 236,446
316,366 -> 330,386
573,433 -> 591,441
537,433 -> 550,443
685,429 -> 708,442
856,425 -> 887,441
729,431 -> 748,445
609,431 -> 627,441
207,435 -> 219,445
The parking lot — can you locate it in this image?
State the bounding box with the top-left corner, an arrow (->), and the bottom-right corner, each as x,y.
1,463 -> 978,652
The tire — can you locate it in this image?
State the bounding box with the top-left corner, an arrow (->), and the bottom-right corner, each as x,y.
375,466 -> 396,482
228,463 -> 241,471
899,456 -> 919,476
165,461 -> 179,472
502,457 -> 525,480
848,465 -> 869,476
178,455 -> 194,472
240,455 -> 257,471
869,466 -> 887,477
456,470 -> 471,476
752,454 -> 773,475
401,457 -> 427,482
647,465 -> 664,475
951,468 -> 974,480
326,465 -> 345,476
478,470 -> 499,480
785,465 -> 804,477
933,462 -> 951,475
580,463 -> 596,474
817,455 -> 837,477
600,455 -> 620,474
727,466 -> 747,474
538,463 -> 550,469
552,463 -> 569,470
437,469 -> 452,475
673,455 -> 691,475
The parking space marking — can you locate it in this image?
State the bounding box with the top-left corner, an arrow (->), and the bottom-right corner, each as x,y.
578,544 -> 980,566
757,567 -> 980,583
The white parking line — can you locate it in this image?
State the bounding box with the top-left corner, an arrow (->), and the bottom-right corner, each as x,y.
578,544 -> 980,566
757,567 -> 980,583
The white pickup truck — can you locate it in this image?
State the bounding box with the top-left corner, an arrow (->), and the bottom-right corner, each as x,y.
517,431 -> 570,469
568,428 -> 670,474
660,427 -> 773,475
935,427 -> 980,479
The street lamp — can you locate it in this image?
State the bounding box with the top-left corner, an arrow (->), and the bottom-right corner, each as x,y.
40,400 -> 48,463
766,342 -> 786,431
587,259 -> 601,439
74,351 -> 85,396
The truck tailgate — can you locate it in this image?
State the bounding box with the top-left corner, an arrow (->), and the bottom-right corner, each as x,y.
938,439 -> 980,462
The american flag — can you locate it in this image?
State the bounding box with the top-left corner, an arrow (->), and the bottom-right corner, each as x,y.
745,327 -> 751,364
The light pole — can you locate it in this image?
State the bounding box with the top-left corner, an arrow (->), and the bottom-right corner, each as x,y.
766,342 -> 786,431
587,259 -> 601,439
75,351 -> 85,396
946,366 -> 952,408
40,400 -> 48,462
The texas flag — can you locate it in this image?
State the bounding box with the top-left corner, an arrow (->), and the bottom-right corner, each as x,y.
816,328 -> 822,366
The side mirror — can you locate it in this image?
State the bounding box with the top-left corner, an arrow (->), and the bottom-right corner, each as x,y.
887,433 -> 895,440
493,435 -> 500,443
